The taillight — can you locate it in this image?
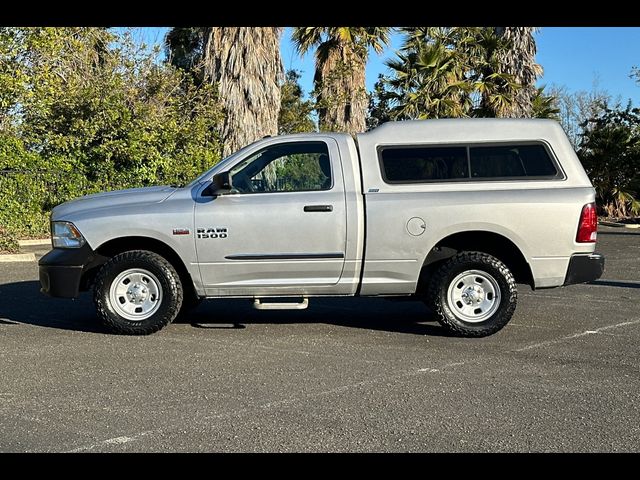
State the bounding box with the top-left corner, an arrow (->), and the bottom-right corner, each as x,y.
576,202 -> 598,243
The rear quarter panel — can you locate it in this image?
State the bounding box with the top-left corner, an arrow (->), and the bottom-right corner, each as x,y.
360,186 -> 596,294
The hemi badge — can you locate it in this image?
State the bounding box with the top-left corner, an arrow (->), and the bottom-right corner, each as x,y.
172,228 -> 190,235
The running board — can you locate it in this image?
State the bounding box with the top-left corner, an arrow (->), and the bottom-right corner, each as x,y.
253,298 -> 309,310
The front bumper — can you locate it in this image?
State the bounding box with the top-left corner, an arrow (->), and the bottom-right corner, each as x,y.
563,253 -> 605,286
39,244 -> 107,298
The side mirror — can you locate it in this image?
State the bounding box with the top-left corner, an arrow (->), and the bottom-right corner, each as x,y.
203,172 -> 233,196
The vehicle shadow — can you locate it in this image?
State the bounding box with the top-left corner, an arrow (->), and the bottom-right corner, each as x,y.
588,279 -> 640,289
0,280 -> 105,333
185,296 -> 450,336
0,281 -> 450,337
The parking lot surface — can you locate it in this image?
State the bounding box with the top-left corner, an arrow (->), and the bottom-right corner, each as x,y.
0,226 -> 638,452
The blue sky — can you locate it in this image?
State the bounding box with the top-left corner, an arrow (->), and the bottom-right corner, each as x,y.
534,27 -> 640,102
141,27 -> 640,105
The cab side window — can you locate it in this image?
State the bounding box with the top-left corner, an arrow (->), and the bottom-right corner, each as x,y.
230,142 -> 332,194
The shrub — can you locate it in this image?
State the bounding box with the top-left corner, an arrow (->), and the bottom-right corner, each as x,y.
0,226 -> 19,253
578,103 -> 640,218
0,27 -> 223,240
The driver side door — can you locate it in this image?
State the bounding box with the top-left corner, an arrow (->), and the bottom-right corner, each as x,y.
194,138 -> 347,296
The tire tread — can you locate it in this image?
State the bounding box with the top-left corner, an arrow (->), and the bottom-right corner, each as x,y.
426,251 -> 517,337
93,250 -> 183,335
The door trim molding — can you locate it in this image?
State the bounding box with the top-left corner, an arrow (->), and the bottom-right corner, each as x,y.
225,253 -> 345,261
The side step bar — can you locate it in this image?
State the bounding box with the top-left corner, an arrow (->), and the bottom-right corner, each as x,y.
253,298 -> 309,310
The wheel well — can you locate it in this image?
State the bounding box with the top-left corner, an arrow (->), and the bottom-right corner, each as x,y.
82,236 -> 197,300
418,231 -> 534,292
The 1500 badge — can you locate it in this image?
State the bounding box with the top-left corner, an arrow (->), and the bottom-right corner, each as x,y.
197,227 -> 228,239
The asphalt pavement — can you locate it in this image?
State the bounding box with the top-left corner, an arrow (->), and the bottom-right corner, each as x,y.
0,226 -> 638,452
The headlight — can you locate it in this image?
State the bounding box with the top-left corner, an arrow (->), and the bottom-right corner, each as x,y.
52,221 -> 86,248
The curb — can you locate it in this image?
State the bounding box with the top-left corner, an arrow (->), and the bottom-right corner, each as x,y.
0,253 -> 36,262
18,239 -> 50,246
599,221 -> 640,229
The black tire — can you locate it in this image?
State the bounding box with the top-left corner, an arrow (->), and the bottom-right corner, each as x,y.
426,251 -> 517,337
93,250 -> 183,335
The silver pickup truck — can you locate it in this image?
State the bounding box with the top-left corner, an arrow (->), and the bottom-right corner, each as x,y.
39,119 -> 604,336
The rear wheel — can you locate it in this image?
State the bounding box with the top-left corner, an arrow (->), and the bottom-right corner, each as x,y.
94,250 -> 183,335
426,251 -> 517,337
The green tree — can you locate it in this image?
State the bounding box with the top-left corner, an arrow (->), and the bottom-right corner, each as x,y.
0,27 -> 223,241
366,74 -> 394,130
577,103 -> 640,218
278,70 -> 316,134
385,27 -> 521,120
165,27 -> 207,83
292,27 -> 390,134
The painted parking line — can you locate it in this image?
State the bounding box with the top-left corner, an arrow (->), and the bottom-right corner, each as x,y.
515,319 -> 640,352
65,431 -> 154,453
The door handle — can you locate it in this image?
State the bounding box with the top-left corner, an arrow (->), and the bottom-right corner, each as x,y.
304,205 -> 333,212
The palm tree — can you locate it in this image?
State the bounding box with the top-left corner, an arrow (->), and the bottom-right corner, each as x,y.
463,27 -> 523,117
493,27 -> 542,118
200,27 -> 283,156
385,35 -> 470,119
292,27 -> 390,134
385,27 -> 520,119
531,86 -> 560,119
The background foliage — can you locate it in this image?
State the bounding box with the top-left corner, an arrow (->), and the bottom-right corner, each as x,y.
0,27 -> 223,251
278,70 -> 316,134
1,27 -> 639,252
577,103 -> 640,217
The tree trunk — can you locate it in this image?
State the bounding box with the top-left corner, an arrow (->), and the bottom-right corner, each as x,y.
203,27 -> 283,156
494,27 -> 542,118
316,44 -> 367,134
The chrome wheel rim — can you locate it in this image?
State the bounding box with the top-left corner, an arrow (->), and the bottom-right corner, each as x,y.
109,268 -> 162,321
447,269 -> 501,323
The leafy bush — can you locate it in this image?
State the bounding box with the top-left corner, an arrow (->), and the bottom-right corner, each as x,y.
0,135 -> 57,238
0,226 -> 19,253
578,103 -> 640,218
0,27 -> 223,240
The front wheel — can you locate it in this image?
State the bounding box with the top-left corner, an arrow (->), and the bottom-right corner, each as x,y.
93,250 -> 183,335
426,252 -> 517,337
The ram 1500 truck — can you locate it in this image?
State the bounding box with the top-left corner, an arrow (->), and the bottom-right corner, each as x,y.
39,119 -> 605,336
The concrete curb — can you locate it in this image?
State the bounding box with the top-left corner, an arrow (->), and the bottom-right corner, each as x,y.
599,221 -> 640,229
18,239 -> 50,246
0,253 -> 36,262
